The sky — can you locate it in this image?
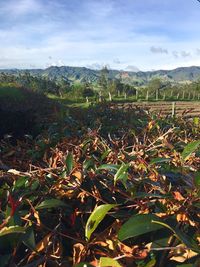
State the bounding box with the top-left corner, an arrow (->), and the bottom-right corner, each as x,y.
0,0 -> 200,71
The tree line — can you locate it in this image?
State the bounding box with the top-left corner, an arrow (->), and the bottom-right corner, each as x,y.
1,68 -> 200,101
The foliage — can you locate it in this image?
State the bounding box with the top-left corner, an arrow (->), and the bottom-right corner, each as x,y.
0,103 -> 200,267
2,65 -> 200,86
0,84 -> 59,138
3,67 -> 200,101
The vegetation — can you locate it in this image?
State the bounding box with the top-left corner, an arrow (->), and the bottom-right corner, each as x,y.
2,65 -> 200,86
0,66 -> 200,266
0,100 -> 200,266
2,67 -> 200,103
0,83 -> 58,138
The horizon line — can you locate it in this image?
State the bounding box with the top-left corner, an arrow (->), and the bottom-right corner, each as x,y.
0,64 -> 200,73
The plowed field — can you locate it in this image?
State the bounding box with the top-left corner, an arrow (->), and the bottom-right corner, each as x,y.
115,101 -> 200,118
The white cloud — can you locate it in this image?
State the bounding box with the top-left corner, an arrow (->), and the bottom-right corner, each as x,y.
47,59 -> 65,67
125,65 -> 140,72
0,0 -> 200,70
172,51 -> 179,58
181,51 -> 191,58
150,46 -> 168,54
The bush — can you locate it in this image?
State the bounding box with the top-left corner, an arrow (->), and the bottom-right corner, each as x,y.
0,84 -> 58,138
82,88 -> 95,98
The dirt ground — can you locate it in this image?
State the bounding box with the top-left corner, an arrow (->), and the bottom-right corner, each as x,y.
114,101 -> 200,118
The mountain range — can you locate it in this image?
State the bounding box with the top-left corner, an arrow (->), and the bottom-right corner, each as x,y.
1,65 -> 200,86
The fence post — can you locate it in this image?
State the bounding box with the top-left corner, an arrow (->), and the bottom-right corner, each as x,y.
176,93 -> 179,100
163,92 -> 166,100
156,90 -> 158,101
172,102 -> 176,117
136,90 -> 138,101
146,90 -> 149,101
86,97 -> 89,103
99,91 -> 102,102
182,91 -> 185,100
108,92 -> 112,101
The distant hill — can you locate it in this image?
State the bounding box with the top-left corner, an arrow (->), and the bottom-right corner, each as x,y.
1,65 -> 200,85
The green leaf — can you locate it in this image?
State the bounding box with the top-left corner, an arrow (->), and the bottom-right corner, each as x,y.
118,214 -> 163,241
13,176 -> 27,189
85,204 -> 116,241
114,163 -> 130,185
150,158 -> 171,165
22,227 -> 36,250
66,152 -> 74,173
181,141 -> 200,161
74,263 -> 94,267
176,263 -> 195,267
194,172 -> 200,188
0,226 -> 26,237
193,117 -> 199,126
144,258 -> 156,267
152,220 -> 200,252
36,199 -> 67,210
99,257 -> 122,267
83,159 -> 94,171
97,164 -> 120,172
101,149 -> 111,161
31,179 -> 40,190
176,264 -> 193,267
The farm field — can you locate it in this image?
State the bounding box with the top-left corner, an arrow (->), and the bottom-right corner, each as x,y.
115,101 -> 200,118
2,0 -> 200,266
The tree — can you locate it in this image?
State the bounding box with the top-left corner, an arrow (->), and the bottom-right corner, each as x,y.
124,84 -> 136,96
82,82 -> 94,98
147,78 -> 162,99
115,79 -> 124,96
98,66 -> 109,93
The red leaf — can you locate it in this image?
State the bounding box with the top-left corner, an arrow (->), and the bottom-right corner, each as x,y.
8,194 -> 21,217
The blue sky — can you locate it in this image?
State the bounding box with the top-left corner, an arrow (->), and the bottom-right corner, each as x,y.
0,0 -> 200,70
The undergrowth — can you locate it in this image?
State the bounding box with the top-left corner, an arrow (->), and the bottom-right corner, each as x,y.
0,104 -> 199,267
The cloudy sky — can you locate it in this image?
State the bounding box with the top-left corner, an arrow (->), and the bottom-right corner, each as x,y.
0,0 -> 200,70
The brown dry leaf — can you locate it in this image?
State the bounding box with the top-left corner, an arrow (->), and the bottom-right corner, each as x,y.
26,198 -> 41,227
149,171 -> 158,181
50,238 -> 63,259
132,246 -> 148,260
147,121 -> 155,131
118,242 -> 133,258
93,240 -> 109,248
72,170 -> 82,182
163,139 -> 174,150
89,259 -> 98,266
73,243 -> 87,265
77,191 -> 88,203
106,240 -> 115,251
28,232 -> 53,262
169,246 -> 198,263
173,191 -> 185,201
52,155 -> 59,168
176,213 -> 189,223
33,210 -> 42,227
